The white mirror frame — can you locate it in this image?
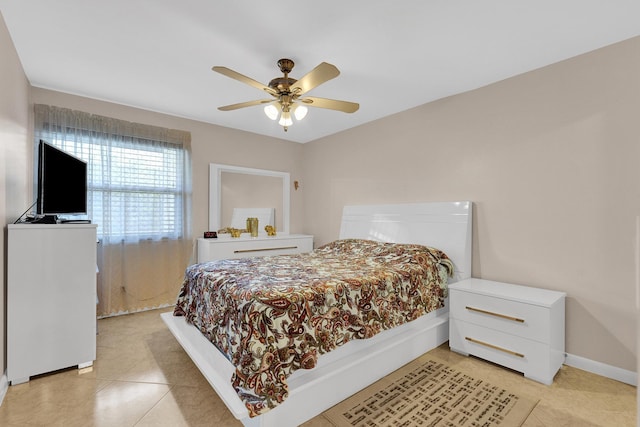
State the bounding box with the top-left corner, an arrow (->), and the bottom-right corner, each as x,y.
209,163 -> 291,234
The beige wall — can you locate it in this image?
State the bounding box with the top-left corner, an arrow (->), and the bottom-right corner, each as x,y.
0,13 -> 32,381
302,37 -> 640,372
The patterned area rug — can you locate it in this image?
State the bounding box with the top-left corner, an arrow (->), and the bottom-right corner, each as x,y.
324,359 -> 538,427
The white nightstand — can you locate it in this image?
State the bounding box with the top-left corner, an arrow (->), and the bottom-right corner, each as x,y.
449,278 -> 566,385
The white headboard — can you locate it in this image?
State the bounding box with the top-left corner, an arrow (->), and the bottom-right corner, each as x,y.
339,201 -> 472,282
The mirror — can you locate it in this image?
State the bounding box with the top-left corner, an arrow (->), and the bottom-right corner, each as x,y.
209,163 -> 290,234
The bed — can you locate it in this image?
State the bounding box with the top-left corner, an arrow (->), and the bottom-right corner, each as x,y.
162,201 -> 472,427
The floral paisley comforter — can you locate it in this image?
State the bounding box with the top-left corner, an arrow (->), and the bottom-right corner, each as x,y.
173,238 -> 454,417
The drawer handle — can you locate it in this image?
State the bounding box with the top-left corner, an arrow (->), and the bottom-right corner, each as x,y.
234,246 -> 298,254
465,337 -> 525,358
465,306 -> 525,323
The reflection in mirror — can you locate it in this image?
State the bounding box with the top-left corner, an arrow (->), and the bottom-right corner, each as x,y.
221,172 -> 283,232
209,164 -> 290,234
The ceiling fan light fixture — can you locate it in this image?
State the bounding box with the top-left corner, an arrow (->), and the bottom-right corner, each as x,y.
293,105 -> 308,121
278,110 -> 293,127
264,104 -> 279,120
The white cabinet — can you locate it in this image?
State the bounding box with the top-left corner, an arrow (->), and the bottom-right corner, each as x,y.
197,234 -> 313,263
449,278 -> 566,385
7,223 -> 98,384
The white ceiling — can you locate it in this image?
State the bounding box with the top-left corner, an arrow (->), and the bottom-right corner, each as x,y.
1,1 -> 638,143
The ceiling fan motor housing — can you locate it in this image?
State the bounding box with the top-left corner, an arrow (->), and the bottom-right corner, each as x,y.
268,77 -> 297,93
270,59 -> 297,93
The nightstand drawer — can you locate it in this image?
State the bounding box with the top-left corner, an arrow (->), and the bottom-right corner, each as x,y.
449,319 -> 554,384
450,289 -> 551,344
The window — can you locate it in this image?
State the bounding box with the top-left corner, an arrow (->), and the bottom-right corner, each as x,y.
34,104 -> 191,241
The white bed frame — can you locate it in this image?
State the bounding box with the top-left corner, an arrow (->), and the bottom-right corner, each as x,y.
162,201 -> 472,427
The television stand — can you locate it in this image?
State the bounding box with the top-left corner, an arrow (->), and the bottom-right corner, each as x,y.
7,223 -> 98,384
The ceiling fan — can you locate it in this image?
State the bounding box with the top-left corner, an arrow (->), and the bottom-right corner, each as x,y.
212,58 -> 359,132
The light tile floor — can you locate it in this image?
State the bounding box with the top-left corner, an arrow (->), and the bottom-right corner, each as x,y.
0,308 -> 635,426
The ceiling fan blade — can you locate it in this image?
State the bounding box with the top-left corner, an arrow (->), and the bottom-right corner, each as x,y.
212,66 -> 277,96
218,99 -> 273,111
290,62 -> 340,96
299,96 -> 359,113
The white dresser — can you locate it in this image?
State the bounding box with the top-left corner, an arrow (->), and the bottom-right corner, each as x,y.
7,224 -> 98,384
449,278 -> 566,385
197,234 -> 313,263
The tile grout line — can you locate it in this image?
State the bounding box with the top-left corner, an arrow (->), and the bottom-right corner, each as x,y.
132,384 -> 176,426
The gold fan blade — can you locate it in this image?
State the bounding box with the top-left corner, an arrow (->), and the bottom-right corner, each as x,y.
299,96 -> 359,113
212,66 -> 278,96
218,99 -> 273,111
290,62 -> 340,96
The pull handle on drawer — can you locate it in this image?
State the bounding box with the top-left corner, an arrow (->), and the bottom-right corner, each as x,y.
465,337 -> 525,358
234,246 -> 298,254
465,306 -> 525,323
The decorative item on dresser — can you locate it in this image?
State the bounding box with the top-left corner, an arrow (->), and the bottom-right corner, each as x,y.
196,233 -> 314,263
449,278 -> 566,385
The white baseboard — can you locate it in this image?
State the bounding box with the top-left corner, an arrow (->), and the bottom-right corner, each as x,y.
0,372 -> 8,406
564,353 -> 637,386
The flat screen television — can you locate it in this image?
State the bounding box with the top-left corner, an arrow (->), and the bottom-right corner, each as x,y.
36,140 -> 88,220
